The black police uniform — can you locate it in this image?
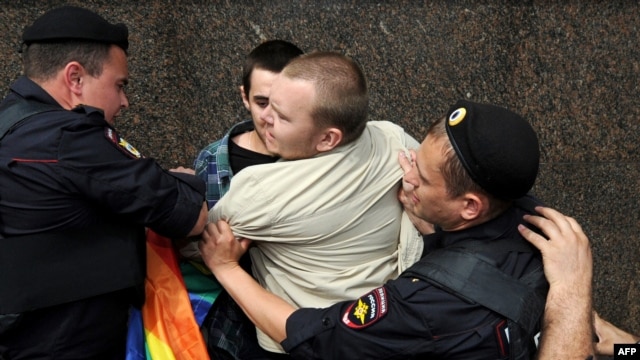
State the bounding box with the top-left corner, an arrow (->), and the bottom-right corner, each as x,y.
0,76 -> 205,357
282,203 -> 545,360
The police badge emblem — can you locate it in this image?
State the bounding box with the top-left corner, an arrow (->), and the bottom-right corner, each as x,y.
105,128 -> 142,159
342,287 -> 388,329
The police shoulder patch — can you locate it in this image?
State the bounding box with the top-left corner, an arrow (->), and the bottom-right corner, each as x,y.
104,128 -> 142,159
342,287 -> 388,329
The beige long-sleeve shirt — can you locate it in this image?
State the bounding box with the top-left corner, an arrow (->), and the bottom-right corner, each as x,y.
209,120 -> 423,352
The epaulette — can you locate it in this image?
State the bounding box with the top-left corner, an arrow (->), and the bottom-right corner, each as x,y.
104,127 -> 142,159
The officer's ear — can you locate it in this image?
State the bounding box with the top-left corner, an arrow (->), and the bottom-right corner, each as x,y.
65,62 -> 84,96
460,192 -> 485,221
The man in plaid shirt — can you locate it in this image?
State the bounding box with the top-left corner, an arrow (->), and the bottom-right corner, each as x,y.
190,40 -> 303,360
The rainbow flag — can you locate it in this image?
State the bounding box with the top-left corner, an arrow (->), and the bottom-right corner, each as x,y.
126,230 -> 222,359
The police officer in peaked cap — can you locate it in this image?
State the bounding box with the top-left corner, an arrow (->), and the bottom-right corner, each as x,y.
0,6 -> 207,358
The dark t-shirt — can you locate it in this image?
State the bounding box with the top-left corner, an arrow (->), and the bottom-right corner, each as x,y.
228,135 -> 278,174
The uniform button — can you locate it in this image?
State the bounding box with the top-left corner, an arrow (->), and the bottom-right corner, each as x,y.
412,278 -> 420,282
322,317 -> 331,327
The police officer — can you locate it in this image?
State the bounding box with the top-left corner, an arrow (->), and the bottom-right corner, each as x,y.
199,100 -> 548,359
0,6 -> 208,359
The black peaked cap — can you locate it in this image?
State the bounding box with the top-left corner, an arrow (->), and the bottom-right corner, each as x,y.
22,6 -> 128,51
444,100 -> 540,200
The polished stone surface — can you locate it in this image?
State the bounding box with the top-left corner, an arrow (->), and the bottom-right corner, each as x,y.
1,1 -> 638,337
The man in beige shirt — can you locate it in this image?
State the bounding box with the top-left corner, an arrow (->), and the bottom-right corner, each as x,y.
202,99 -> 551,358
209,52 -> 423,353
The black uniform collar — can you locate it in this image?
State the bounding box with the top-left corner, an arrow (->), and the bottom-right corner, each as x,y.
8,76 -> 62,108
435,205 -> 521,249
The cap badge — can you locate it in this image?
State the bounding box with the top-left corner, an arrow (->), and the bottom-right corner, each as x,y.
448,107 -> 467,126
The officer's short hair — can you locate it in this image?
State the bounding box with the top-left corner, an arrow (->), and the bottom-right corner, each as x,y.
23,42 -> 112,81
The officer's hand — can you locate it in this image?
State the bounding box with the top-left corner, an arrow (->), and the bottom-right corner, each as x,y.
518,206 -> 592,288
398,150 -> 434,235
521,207 -> 595,360
170,166 -> 195,175
399,198 -> 434,235
594,311 -> 640,356
199,220 -> 251,274
398,149 -> 416,192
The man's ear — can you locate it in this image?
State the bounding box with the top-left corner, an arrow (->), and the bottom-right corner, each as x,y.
240,85 -> 250,111
460,193 -> 485,221
315,127 -> 343,152
65,62 -> 84,96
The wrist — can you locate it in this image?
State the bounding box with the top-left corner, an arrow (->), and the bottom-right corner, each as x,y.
546,280 -> 592,302
211,262 -> 244,284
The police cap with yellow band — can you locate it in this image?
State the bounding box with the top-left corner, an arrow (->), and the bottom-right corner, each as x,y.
445,99 -> 540,200
22,6 -> 129,51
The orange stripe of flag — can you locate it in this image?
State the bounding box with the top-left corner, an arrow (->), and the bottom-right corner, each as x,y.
142,230 -> 208,359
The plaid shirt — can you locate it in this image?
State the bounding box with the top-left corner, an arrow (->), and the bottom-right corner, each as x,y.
193,120 -> 255,209
192,119 -> 271,359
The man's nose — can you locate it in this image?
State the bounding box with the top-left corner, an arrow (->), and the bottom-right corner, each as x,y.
121,93 -> 129,109
260,105 -> 273,124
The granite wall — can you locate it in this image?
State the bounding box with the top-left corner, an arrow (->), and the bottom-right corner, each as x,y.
1,0 -> 638,341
